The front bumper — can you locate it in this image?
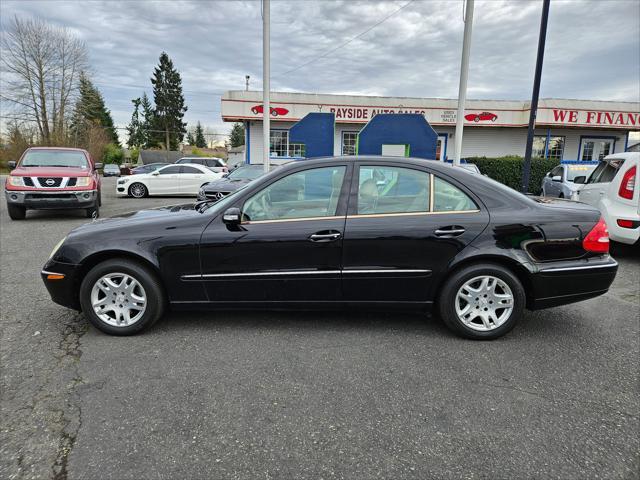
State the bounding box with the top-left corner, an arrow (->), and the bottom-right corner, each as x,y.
528,257 -> 618,309
5,189 -> 98,209
41,259 -> 82,310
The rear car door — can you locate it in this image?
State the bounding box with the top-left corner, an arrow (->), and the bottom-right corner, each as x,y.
341,163 -> 489,303
198,163 -> 351,303
178,165 -> 207,194
578,159 -> 620,207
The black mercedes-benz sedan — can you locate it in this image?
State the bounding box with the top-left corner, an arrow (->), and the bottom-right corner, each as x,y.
196,164 -> 275,202
41,156 -> 617,339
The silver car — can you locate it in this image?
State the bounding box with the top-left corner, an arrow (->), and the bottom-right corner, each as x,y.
541,163 -> 597,198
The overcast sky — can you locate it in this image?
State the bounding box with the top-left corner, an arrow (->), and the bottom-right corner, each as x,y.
1,0 -> 639,141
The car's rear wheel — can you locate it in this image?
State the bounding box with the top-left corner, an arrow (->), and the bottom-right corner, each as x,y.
129,182 -> 147,198
79,259 -> 165,335
438,263 -> 525,340
558,193 -> 564,198
7,204 -> 26,220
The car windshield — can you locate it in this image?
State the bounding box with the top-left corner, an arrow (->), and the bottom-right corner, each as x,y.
228,166 -> 265,181
21,150 -> 89,168
566,164 -> 596,181
105,164 -> 119,170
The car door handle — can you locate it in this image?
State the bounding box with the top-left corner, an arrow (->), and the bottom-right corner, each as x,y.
435,226 -> 466,237
309,231 -> 342,242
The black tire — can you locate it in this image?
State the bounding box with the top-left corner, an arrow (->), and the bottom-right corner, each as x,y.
98,190 -> 102,207
437,263 -> 525,340
79,258 -> 165,335
129,182 -> 147,198
86,203 -> 99,219
558,193 -> 564,199
7,204 -> 26,220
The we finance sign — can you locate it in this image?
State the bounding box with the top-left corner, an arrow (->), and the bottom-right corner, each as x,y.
542,108 -> 639,128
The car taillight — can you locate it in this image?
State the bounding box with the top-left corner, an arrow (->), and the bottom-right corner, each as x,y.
583,217 -> 609,253
617,219 -> 639,229
618,165 -> 636,200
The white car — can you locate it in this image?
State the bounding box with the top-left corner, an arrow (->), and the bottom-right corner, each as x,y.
116,163 -> 223,198
572,152 -> 639,245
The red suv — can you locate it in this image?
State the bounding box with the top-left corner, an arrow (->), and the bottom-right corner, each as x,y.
5,147 -> 102,220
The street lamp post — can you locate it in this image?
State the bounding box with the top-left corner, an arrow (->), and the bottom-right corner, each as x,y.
262,0 -> 270,172
453,0 -> 474,167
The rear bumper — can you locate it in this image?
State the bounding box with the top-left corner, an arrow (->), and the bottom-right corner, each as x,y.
528,257 -> 618,309
41,260 -> 82,310
5,189 -> 98,209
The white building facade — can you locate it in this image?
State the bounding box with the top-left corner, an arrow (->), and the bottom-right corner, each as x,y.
221,91 -> 640,164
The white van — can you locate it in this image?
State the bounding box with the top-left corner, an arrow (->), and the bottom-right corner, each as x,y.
572,152 -> 639,245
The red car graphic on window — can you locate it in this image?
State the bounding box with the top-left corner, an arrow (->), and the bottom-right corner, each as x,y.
464,111 -> 498,122
251,105 -> 289,117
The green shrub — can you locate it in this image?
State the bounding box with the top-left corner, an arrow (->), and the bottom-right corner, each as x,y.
465,156 -> 560,194
103,143 -> 124,164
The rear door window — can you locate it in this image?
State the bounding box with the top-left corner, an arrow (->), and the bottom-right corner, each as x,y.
356,166 -> 430,215
180,166 -> 202,174
433,177 -> 478,212
587,159 -> 623,184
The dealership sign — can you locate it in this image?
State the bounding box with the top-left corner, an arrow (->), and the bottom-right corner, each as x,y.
222,93 -> 639,130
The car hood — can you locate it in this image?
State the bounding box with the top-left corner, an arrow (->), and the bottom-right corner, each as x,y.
69,203 -> 203,236
10,166 -> 91,177
202,178 -> 249,191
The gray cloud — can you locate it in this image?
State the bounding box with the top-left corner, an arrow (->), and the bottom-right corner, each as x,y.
2,0 -> 639,141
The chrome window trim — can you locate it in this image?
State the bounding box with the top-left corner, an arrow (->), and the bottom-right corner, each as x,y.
182,268 -> 431,280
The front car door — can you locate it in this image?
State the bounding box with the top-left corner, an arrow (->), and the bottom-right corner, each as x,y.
341,162 -> 489,305
197,163 -> 351,303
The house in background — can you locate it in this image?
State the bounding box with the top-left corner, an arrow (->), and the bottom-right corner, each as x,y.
227,145 -> 245,168
138,150 -> 182,165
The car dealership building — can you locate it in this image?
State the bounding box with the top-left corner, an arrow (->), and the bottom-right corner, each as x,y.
221,90 -> 639,163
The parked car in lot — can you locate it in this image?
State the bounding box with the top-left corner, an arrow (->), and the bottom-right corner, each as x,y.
541,162 -> 597,198
572,152 -> 639,245
42,156 -> 617,338
175,157 -> 227,174
116,163 -> 223,198
130,163 -> 170,175
5,147 -> 102,220
102,164 -> 121,177
197,164 -> 276,201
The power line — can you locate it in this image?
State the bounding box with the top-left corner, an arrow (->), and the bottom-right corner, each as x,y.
91,81 -> 225,97
273,0 -> 415,79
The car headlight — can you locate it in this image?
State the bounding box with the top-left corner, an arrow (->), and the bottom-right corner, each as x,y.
76,177 -> 91,187
49,236 -> 66,259
117,178 -> 130,184
8,176 -> 25,187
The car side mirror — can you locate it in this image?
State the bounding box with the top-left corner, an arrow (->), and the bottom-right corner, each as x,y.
551,175 -> 561,182
94,162 -> 103,170
573,176 -> 586,184
8,161 -> 16,169
222,207 -> 241,225
152,171 -> 160,176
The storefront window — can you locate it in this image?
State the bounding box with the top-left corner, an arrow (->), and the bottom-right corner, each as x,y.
342,131 -> 358,155
533,135 -> 564,160
270,129 -> 305,158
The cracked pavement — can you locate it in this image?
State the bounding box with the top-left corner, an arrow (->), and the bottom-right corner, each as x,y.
1,177 -> 639,479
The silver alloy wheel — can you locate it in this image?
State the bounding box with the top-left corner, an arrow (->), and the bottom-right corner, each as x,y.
130,183 -> 146,198
90,272 -> 147,327
454,275 -> 514,332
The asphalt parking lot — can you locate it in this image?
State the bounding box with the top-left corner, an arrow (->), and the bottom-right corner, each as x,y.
1,177 -> 638,480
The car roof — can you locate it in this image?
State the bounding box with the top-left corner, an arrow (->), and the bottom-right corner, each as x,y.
26,147 -> 89,152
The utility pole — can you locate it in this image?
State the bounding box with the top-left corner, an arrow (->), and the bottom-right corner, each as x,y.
522,0 -> 550,193
262,0 -> 270,172
453,0 -> 474,166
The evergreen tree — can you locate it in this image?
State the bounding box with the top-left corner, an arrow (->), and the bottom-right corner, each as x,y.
186,131 -> 195,145
194,121 -> 207,148
150,52 -> 187,150
126,97 -> 143,148
140,93 -> 155,149
70,74 -> 119,145
229,122 -> 245,148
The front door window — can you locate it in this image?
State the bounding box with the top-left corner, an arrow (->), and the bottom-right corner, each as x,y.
242,166 -> 346,222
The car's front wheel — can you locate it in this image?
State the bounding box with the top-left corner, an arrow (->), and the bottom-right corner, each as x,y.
129,182 -> 148,198
438,263 -> 525,340
79,259 -> 165,335
7,204 -> 26,220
